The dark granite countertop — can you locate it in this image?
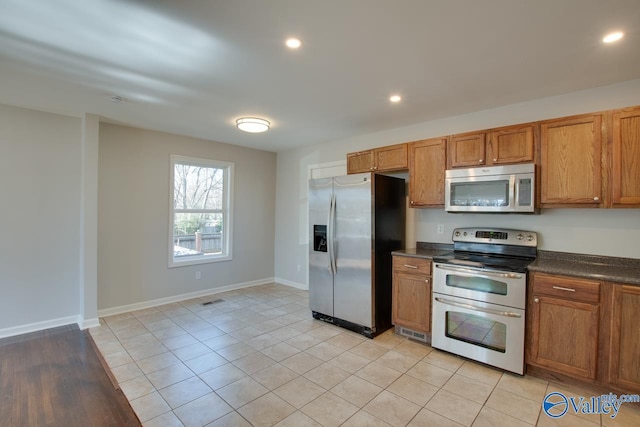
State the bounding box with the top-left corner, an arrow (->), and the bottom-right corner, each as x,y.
394,242 -> 640,286
392,242 -> 453,259
528,251 -> 640,286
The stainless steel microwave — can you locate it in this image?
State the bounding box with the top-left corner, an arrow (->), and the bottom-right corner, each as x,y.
445,163 -> 536,213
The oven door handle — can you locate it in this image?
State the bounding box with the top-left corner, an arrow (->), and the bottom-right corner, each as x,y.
434,297 -> 522,318
434,264 -> 523,279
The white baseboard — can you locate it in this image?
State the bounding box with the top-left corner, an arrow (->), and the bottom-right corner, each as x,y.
0,315 -> 79,339
97,277 -> 275,318
274,277 -> 308,291
0,278 -> 300,339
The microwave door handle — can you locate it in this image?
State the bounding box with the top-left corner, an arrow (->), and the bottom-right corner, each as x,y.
434,264 -> 523,279
434,297 -> 522,318
513,176 -> 520,210
509,174 -> 516,209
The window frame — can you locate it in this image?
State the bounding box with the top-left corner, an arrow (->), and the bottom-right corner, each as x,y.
168,154 -> 234,268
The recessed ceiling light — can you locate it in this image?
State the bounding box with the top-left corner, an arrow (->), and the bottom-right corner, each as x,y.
389,95 -> 402,103
603,31 -> 624,43
236,117 -> 270,133
285,38 -> 302,49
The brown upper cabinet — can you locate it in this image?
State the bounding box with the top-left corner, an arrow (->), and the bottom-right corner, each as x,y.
447,131 -> 486,168
448,124 -> 534,169
409,138 -> 447,207
540,114 -> 603,207
611,107 -> 640,207
347,143 -> 407,174
345,104 -> 639,210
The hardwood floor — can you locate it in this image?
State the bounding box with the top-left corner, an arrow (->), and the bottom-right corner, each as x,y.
0,325 -> 140,427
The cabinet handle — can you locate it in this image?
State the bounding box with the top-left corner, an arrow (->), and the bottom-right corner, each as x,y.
552,286 -> 576,292
425,279 -> 430,284
478,159 -> 483,163
593,196 -> 600,202
410,200 -> 415,205
403,264 -> 418,269
493,158 -> 497,162
534,298 -> 539,303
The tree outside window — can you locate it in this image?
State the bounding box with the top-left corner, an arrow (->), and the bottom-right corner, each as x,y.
169,155 -> 233,267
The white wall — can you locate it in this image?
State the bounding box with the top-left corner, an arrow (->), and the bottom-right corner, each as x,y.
274,79 -> 640,288
0,104 -> 82,331
98,123 -> 277,311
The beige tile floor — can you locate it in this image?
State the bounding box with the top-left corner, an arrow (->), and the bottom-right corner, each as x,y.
89,283 -> 640,427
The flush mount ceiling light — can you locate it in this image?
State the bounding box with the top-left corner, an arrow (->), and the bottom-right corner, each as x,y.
603,31 -> 624,43
236,117 -> 270,133
285,37 -> 302,49
389,94 -> 402,103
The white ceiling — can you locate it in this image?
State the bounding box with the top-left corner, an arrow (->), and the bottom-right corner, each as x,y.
1,0 -> 639,152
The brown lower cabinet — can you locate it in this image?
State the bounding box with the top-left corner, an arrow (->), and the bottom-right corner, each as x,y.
528,273 -> 601,381
609,284 -> 640,393
527,272 -> 640,394
392,256 -> 431,337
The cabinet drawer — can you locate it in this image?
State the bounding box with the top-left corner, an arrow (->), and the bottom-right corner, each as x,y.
393,256 -> 432,275
532,273 -> 600,303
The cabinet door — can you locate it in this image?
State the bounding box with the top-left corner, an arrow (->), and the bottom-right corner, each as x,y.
347,150 -> 374,174
489,125 -> 534,165
540,115 -> 602,206
392,272 -> 431,333
609,285 -> 640,393
612,108 -> 640,206
409,138 -> 446,207
529,294 -> 599,380
448,132 -> 486,168
375,143 -> 408,172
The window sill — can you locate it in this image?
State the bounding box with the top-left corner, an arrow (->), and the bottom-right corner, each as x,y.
168,254 -> 232,268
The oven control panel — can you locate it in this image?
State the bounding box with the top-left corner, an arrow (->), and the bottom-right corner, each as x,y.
452,228 -> 537,247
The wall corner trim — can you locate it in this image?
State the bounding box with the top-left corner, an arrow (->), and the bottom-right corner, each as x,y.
274,277 -> 308,291
78,317 -> 100,330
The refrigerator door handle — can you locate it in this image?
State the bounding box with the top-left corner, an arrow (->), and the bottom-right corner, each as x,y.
328,194 -> 337,275
326,196 -> 333,274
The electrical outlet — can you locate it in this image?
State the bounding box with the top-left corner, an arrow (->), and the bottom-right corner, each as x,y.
195,271 -> 201,280
437,224 -> 444,234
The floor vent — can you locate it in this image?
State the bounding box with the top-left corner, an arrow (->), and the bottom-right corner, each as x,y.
397,326 -> 428,343
201,299 -> 224,306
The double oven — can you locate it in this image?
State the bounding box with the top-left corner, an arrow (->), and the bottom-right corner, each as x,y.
431,228 -> 537,375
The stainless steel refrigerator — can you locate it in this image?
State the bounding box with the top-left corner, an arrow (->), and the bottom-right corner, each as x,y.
308,173 -> 405,338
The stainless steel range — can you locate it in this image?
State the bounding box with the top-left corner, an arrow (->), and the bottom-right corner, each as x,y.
431,228 -> 537,375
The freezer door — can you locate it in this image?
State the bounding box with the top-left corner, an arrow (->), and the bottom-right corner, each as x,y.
308,178 -> 334,316
333,174 -> 373,328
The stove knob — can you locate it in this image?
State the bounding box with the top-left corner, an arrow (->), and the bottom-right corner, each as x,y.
463,232 -> 467,236
516,234 -> 524,240
526,234 -> 534,242
454,231 -> 461,237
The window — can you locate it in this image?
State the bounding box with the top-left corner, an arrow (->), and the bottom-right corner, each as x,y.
169,155 -> 233,267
